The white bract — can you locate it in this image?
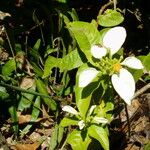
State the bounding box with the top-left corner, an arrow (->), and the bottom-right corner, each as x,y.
62,105 -> 79,115
93,116 -> 109,124
62,105 -> 84,130
91,45 -> 107,59
79,68 -> 99,87
79,26 -> 144,105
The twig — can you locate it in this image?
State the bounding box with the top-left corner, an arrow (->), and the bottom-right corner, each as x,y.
133,83 -> 150,99
98,1 -> 114,16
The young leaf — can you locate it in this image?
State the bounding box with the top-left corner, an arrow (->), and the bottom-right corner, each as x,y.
67,130 -> 91,150
88,125 -> 109,150
60,117 -> 79,127
68,21 -> 101,61
97,9 -> 124,27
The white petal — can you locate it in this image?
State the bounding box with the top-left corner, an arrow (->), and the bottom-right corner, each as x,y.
121,56 -> 144,69
79,68 -> 99,87
111,68 -> 135,105
91,45 -> 107,59
93,116 -> 109,124
103,26 -> 126,55
89,105 -> 96,115
78,120 -> 85,130
62,105 -> 79,115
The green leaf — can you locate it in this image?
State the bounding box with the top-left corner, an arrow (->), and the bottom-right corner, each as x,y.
49,124 -> 59,150
2,58 -> 16,76
42,56 -> 61,78
68,21 -> 101,61
49,124 -> 64,150
18,85 -> 36,111
9,105 -> 18,134
0,86 -> 9,100
67,130 -> 91,150
60,117 -> 79,127
43,49 -> 84,78
97,9 -> 124,27
36,78 -> 57,111
58,126 -> 64,144
88,125 -> 109,150
142,53 -> 150,71
60,49 -> 84,72
144,141 -> 150,150
33,39 -> 41,50
20,96 -> 41,136
30,62 -> 43,77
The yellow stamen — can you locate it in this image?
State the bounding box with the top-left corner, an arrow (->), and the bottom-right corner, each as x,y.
113,63 -> 122,72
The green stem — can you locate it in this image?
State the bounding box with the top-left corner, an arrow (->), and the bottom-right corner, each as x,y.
0,82 -> 53,99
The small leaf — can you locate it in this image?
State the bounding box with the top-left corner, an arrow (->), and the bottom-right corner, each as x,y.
2,58 -> 16,76
60,117 -> 79,127
97,9 -> 124,27
67,130 -> 91,150
88,125 -> 109,150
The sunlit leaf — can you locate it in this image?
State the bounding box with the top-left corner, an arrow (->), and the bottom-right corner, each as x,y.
60,117 -> 79,127
2,58 -> 16,76
88,125 -> 109,150
67,130 -> 91,150
97,9 -> 124,27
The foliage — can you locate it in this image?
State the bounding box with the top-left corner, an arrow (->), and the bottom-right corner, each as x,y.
0,0 -> 150,149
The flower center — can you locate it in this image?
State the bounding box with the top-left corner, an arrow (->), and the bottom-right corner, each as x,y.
113,63 -> 122,72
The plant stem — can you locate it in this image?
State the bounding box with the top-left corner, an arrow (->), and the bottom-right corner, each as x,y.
0,82 -> 52,99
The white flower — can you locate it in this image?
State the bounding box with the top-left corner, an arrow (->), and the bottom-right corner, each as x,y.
91,26 -> 126,57
79,68 -> 99,87
62,105 -> 79,115
79,25 -> 144,105
93,116 -> 109,124
111,57 -> 144,105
